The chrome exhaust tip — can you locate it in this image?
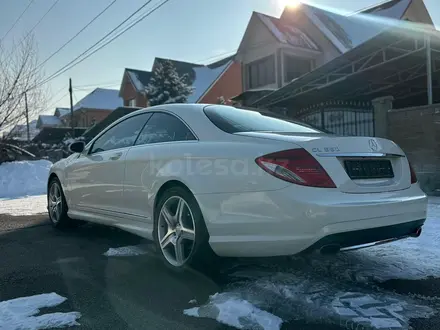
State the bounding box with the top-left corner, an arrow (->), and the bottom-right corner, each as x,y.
319,244 -> 340,255
410,227 -> 422,238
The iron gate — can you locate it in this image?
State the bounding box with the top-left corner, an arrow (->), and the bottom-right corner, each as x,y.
295,101 -> 375,136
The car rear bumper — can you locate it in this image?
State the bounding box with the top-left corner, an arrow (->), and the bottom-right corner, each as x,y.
195,184 -> 428,257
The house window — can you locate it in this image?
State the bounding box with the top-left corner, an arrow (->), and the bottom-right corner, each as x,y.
128,98 -> 137,107
246,55 -> 275,89
284,55 -> 312,83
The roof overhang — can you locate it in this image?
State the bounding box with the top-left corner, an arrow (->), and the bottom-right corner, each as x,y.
254,27 -> 440,109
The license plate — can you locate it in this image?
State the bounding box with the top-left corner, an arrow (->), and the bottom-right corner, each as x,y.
344,159 -> 394,180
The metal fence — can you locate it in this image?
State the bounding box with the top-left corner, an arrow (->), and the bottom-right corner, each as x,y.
295,101 -> 375,136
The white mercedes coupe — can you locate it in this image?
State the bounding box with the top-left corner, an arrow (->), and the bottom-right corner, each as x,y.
47,104 -> 427,269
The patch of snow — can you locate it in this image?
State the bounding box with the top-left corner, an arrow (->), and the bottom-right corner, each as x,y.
73,88 -> 122,112
0,195 -> 47,215
304,4 -> 405,53
225,271 -> 434,330
184,292 -> 283,330
0,292 -> 81,329
54,107 -> 70,117
103,245 -> 148,257
38,115 -> 62,127
363,0 -> 411,19
0,160 -> 52,199
127,71 -> 145,91
257,13 -> 287,43
188,299 -> 197,304
187,62 -> 230,103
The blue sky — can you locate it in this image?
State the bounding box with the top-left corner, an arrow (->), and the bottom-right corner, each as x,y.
0,0 -> 438,117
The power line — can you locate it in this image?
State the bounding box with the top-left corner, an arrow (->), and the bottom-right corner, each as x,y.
40,0 -> 171,87
74,80 -> 121,88
39,0 -> 156,86
42,91 -> 69,114
4,0 -> 60,62
0,0 -> 36,42
36,0 -> 118,70
22,0 -> 60,44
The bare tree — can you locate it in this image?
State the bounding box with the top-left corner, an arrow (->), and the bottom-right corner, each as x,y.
0,35 -> 47,139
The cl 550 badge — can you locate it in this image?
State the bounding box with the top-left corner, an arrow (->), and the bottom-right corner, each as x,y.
312,147 -> 341,153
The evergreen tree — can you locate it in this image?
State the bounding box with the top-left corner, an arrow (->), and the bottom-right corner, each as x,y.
146,60 -> 193,106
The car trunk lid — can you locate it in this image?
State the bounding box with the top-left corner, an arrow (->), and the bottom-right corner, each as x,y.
236,132 -> 411,193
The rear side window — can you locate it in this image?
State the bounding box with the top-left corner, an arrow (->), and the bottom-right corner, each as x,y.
135,112 -> 196,145
203,105 -> 321,134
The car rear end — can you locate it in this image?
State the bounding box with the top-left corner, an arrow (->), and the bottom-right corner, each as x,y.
200,105 -> 427,258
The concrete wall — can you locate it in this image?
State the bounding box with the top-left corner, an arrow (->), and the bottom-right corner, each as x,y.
388,104 -> 440,194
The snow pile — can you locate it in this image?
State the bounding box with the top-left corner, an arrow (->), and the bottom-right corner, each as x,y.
103,245 -> 148,257
0,292 -> 81,329
0,160 -> 52,199
184,293 -> 283,330
0,195 -> 47,215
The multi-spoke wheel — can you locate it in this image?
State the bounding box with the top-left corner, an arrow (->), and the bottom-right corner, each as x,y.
158,196 -> 196,266
154,186 -> 214,269
47,178 -> 71,228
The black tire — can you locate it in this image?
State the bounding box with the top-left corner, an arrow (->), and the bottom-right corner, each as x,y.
153,186 -> 217,271
47,178 -> 75,229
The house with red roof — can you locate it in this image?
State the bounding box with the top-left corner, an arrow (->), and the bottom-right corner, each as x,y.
119,55 -> 242,107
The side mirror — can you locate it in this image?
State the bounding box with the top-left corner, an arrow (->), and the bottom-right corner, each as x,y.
69,141 -> 85,153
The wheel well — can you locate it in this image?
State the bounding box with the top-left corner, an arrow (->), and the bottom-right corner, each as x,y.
154,180 -> 191,211
47,173 -> 59,192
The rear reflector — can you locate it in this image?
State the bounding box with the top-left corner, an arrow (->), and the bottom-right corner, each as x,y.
409,161 -> 417,184
255,148 -> 336,188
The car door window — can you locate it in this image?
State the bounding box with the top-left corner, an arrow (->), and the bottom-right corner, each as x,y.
90,113 -> 152,154
135,112 -> 196,145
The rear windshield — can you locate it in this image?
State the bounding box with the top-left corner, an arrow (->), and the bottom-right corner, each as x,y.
203,105 -> 322,134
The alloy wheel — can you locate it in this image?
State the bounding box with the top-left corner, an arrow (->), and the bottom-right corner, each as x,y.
49,182 -> 62,224
158,196 -> 196,267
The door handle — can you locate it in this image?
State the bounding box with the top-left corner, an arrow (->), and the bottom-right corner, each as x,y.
109,152 -> 122,161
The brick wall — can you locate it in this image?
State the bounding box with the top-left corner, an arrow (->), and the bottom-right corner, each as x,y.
388,104 -> 440,194
120,74 -> 148,107
199,62 -> 242,104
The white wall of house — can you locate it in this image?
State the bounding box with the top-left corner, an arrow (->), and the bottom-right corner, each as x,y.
237,15 -> 280,91
237,12 -> 342,93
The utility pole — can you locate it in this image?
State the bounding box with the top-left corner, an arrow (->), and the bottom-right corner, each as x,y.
24,91 -> 30,142
426,34 -> 433,105
69,78 -> 74,137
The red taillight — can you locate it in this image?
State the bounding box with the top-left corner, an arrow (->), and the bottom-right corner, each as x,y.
409,161 -> 417,184
255,148 -> 336,188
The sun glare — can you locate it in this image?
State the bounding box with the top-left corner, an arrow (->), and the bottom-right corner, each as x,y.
280,0 -> 301,9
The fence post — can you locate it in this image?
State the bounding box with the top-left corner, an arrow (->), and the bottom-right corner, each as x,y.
372,96 -> 394,138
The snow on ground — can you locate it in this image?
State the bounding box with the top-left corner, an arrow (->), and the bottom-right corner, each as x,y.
0,292 -> 81,329
186,199 -> 440,329
0,160 -> 52,199
0,195 -> 47,215
103,245 -> 148,257
184,293 -> 283,330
